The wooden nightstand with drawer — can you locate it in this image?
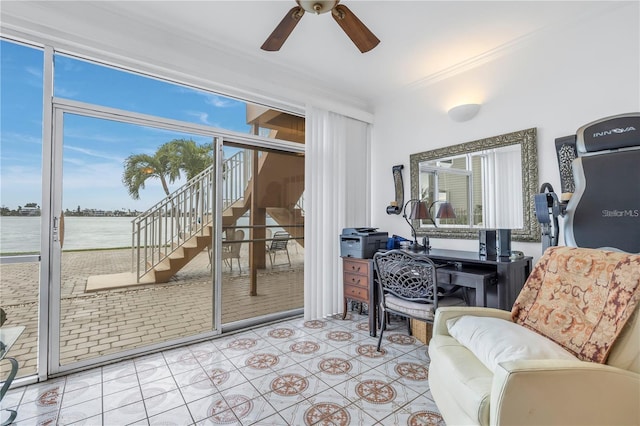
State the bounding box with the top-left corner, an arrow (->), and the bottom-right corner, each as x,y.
341,257 -> 377,337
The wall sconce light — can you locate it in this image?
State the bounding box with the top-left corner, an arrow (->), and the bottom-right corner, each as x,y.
448,104 -> 481,122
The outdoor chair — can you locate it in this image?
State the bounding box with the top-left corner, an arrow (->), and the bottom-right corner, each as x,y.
222,229 -> 244,272
266,231 -> 291,268
373,249 -> 464,351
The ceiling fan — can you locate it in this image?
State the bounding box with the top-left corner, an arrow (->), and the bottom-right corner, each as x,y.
261,0 -> 380,53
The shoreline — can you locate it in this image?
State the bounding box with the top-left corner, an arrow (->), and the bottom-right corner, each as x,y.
1,246 -> 133,256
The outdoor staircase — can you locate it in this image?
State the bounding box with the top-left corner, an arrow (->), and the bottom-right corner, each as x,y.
86,150 -> 303,291
86,108 -> 305,290
151,222 -> 214,283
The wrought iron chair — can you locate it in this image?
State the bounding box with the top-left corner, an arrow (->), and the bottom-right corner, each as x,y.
373,249 -> 462,351
266,231 -> 291,268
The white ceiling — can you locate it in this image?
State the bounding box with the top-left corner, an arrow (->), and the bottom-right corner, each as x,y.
1,1 -> 619,108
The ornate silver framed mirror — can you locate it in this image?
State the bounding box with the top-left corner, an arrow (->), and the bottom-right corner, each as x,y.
409,128 -> 540,242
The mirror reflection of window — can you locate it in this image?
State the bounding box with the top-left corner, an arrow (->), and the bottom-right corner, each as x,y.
409,128 -> 538,242
417,144 -> 523,229
484,145 -> 523,228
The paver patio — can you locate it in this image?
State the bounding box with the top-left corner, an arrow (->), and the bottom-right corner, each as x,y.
0,245 -> 304,378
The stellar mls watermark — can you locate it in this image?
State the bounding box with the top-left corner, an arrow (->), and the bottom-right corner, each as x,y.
601,209 -> 640,217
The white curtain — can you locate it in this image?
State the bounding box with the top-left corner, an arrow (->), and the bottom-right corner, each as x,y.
304,106 -> 371,320
485,148 -> 523,228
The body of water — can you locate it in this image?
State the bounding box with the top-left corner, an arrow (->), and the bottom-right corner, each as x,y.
0,216 -> 133,253
0,215 -> 281,254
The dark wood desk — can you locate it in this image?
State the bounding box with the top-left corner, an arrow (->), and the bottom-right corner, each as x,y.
342,250 -> 533,336
421,249 -> 533,311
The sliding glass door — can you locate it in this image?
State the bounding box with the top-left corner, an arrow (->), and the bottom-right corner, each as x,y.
49,105 -> 218,373
220,145 -> 304,327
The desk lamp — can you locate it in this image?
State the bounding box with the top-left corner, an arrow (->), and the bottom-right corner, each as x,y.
429,201 -> 456,227
403,199 -> 429,250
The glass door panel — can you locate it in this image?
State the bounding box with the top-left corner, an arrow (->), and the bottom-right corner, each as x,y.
51,110 -> 217,371
0,39 -> 44,380
220,146 -> 304,325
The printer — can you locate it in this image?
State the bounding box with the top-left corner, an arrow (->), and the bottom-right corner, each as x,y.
340,228 -> 388,259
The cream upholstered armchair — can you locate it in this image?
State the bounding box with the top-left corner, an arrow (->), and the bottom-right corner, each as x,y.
428,246 -> 640,426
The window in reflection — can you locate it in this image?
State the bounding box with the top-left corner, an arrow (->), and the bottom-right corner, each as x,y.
418,145 -> 523,229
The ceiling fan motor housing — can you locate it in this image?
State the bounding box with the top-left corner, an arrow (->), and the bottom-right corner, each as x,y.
297,0 -> 339,14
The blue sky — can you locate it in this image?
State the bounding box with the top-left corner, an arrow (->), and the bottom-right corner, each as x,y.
1,39 -> 251,211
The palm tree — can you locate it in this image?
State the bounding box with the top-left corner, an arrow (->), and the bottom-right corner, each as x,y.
123,139 -> 213,238
122,142 -> 183,200
173,139 -> 213,180
171,139 -> 214,222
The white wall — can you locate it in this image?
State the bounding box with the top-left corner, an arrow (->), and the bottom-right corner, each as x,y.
371,3 -> 640,263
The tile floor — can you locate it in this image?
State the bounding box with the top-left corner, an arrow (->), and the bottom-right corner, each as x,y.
2,313 -> 445,425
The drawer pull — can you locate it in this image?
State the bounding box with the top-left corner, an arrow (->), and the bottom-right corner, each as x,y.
351,265 -> 361,272
351,278 -> 360,284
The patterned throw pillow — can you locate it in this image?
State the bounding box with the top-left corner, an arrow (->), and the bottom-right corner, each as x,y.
512,246 -> 640,363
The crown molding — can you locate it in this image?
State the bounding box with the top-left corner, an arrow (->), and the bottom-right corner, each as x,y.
382,1 -> 630,102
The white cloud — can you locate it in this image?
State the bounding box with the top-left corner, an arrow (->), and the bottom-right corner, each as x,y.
54,87 -> 79,98
0,132 -> 42,146
204,94 -> 236,108
25,66 -> 42,79
185,111 -> 211,125
64,145 -> 124,162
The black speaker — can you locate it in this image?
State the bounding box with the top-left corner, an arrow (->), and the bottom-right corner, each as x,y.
497,229 -> 511,258
479,230 -> 496,257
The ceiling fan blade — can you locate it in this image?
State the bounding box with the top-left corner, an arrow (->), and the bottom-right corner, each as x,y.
331,4 -> 380,53
261,6 -> 305,51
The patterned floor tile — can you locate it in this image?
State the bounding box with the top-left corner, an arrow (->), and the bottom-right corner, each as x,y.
64,412 -> 103,426
103,400 -> 147,426
102,372 -> 140,396
338,400 -> 380,425
1,387 -> 24,409
13,398 -> 60,424
351,377 -> 421,421
57,396 -> 103,425
250,412 -> 287,426
220,381 -> 262,408
380,358 -> 431,388
137,364 -> 173,384
103,385 -> 143,412
242,369 -> 283,394
264,373 -> 330,412
148,404 -> 194,426
172,364 -> 208,388
231,394 -> 277,425
162,346 -> 194,364
20,379 -> 65,405
101,360 -> 136,382
61,382 -> 102,408
187,394 -> 231,424
276,399 -> 314,426
144,388 -> 186,417
178,378 -> 220,403
8,315 -> 442,426
64,369 -> 103,393
140,375 -> 178,399
281,339 -> 333,363
134,352 -> 168,372
215,368 -> 250,392
394,396 -> 446,426
254,325 -> 301,342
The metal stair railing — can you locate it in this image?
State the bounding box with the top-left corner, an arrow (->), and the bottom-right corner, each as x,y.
131,149 -> 252,282
223,149 -> 251,209
132,165 -> 214,282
